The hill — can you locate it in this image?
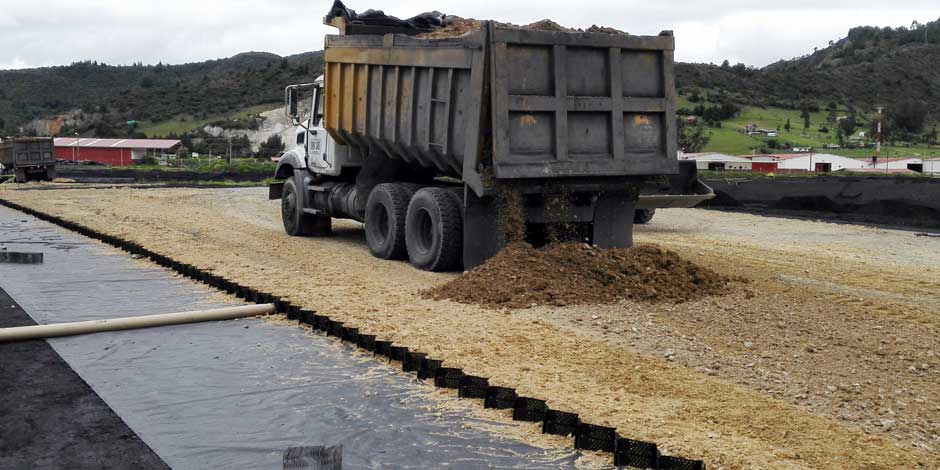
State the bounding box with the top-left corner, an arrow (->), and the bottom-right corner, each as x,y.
0,51 -> 323,136
676,19 -> 940,126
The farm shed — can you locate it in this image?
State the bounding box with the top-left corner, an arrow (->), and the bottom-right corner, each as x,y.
772,153 -> 868,172
922,158 -> 940,174
679,152 -> 752,171
54,138 -> 181,166
869,157 -> 923,171
744,155 -> 778,173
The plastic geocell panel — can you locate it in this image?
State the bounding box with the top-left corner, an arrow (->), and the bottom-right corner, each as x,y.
0,207 -> 583,470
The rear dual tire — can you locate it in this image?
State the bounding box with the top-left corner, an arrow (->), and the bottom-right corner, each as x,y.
364,183 -> 416,260
405,188 -> 463,272
365,184 -> 464,271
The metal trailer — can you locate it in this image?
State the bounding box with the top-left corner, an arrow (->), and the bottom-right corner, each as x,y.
0,137 -> 57,183
272,21 -> 711,270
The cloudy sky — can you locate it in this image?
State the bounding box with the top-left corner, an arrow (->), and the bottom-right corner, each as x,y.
1,1 -> 938,70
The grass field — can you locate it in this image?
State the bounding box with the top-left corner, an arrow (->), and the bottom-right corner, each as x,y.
128,158 -> 276,173
677,94 -> 940,159
138,103 -> 280,137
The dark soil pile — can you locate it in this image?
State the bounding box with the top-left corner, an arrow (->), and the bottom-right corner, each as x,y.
416,18 -> 482,38
586,24 -> 627,35
423,242 -> 738,309
417,18 -> 626,39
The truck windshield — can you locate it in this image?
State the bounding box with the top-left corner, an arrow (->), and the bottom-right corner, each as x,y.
313,86 -> 324,126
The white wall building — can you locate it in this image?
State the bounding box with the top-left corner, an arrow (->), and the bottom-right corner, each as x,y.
680,152 -> 752,171
922,159 -> 940,174
870,158 -> 922,171
775,153 -> 868,172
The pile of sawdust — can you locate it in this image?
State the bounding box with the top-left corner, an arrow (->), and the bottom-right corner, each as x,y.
416,18 -> 626,39
423,242 -> 738,309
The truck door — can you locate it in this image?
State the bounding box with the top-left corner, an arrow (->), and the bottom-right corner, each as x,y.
306,85 -> 330,172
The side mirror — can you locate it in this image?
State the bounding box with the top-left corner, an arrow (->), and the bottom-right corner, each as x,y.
288,87 -> 299,117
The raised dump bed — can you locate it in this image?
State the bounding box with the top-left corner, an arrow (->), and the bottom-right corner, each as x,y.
322,22 -> 677,196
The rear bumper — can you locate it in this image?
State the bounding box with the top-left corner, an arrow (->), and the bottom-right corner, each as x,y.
637,179 -> 714,209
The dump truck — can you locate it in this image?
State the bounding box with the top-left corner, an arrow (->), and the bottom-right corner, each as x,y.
270,11 -> 712,271
0,137 -> 57,183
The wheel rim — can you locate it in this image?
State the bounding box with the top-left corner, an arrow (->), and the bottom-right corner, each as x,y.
282,189 -> 296,223
414,208 -> 434,255
368,203 -> 390,246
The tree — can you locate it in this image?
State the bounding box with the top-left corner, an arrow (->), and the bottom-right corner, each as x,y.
785,118 -> 791,132
891,99 -> 928,134
838,115 -> 857,136
259,134 -> 285,158
826,108 -> 837,124
677,119 -> 711,153
801,109 -> 811,130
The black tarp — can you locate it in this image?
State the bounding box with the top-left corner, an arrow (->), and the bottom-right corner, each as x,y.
0,207 -> 587,469
325,0 -> 446,31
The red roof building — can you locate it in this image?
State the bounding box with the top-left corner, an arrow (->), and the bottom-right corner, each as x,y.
54,138 -> 181,166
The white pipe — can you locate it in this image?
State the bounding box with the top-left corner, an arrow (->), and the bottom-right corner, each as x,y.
0,304 -> 275,343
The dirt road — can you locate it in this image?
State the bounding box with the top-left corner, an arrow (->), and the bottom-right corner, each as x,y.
2,186 -> 937,469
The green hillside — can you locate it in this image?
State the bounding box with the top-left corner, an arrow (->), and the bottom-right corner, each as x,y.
0,52 -> 322,136
680,99 -> 940,158
675,18 -> 940,156
137,103 -> 280,137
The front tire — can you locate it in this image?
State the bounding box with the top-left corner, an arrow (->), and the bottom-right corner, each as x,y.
405,188 -> 463,271
365,183 -> 416,260
282,176 -> 331,236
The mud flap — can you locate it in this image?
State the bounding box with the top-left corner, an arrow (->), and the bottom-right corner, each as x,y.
462,189 -> 503,271
269,181 -> 285,200
592,191 -> 636,249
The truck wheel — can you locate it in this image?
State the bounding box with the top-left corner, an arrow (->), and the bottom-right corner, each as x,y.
14,169 -> 26,183
365,183 -> 416,260
282,177 -> 330,236
634,208 -> 656,224
405,187 -> 463,271
44,168 -> 57,181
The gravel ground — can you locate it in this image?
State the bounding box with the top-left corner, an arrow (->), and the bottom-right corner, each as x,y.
2,185 -> 937,469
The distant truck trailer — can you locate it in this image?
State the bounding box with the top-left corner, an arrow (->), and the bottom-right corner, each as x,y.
0,137 -> 57,182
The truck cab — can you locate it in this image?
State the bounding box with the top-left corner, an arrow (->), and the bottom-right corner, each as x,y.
282,76 -> 364,178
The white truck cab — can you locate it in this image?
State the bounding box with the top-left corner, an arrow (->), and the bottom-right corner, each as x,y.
285,75 -> 363,177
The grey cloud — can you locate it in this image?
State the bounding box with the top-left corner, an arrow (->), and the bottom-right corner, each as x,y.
1,1 -> 938,69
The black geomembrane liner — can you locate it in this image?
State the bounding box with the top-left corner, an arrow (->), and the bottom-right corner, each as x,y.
0,198 -> 706,470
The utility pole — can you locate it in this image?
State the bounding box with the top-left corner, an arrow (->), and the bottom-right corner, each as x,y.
876,106 -> 884,174
228,138 -> 233,165
74,132 -> 80,162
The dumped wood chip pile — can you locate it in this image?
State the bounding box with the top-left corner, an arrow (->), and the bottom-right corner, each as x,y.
424,243 -> 736,309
